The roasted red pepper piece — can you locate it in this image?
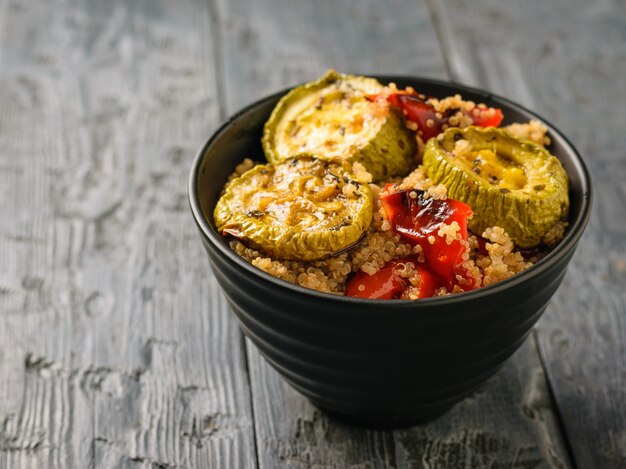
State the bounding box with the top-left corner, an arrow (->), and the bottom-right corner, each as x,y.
346,258 -> 442,300
475,235 -> 489,256
468,106 -> 504,128
346,260 -> 407,299
410,265 -> 439,299
454,264 -> 478,291
390,93 -> 448,140
380,188 -> 474,289
371,90 -> 504,139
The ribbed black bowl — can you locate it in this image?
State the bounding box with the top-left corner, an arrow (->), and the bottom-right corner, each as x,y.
188,76 -> 592,427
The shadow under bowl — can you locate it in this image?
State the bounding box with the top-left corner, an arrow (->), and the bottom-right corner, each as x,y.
188,76 -> 592,427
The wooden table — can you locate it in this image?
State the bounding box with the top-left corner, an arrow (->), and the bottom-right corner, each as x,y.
1,0 -> 624,467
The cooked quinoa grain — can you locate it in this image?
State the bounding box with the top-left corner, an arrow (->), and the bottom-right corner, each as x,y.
226,157 -> 565,296
504,119 -> 551,146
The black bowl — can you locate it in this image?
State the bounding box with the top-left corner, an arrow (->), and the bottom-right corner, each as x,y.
188,76 -> 592,427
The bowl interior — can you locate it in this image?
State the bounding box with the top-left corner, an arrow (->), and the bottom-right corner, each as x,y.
191,76 -> 591,301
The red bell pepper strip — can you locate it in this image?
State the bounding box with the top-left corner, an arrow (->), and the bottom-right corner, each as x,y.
346,258 -> 442,300
380,188 -> 475,289
405,264 -> 440,299
454,265 -> 478,292
370,90 -> 503,140
389,93 -> 448,140
468,105 -> 504,128
475,235 -> 489,256
346,261 -> 407,300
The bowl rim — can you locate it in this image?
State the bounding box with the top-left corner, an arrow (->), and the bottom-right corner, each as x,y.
188,75 -> 593,307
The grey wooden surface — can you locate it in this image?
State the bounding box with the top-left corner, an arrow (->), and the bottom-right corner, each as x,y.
0,0 -> 623,468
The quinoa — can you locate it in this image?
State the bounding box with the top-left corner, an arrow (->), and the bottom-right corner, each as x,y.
504,119 -> 551,146
438,221 -> 461,245
226,155 -> 564,297
429,94 -> 476,114
427,184 -> 447,200
542,220 -> 568,247
352,162 -> 373,183
453,139 -> 473,158
427,95 -> 475,129
477,226 -> 532,286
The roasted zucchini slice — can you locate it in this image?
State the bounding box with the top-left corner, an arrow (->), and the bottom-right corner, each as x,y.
214,155 -> 373,261
262,70 -> 416,182
423,126 -> 569,248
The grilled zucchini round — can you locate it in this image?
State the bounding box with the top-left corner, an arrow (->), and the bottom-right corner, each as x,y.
262,70 -> 416,182
423,126 -> 569,247
214,155 -> 373,261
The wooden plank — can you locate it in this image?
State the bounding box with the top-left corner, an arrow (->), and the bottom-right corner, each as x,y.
216,0 -> 572,466
214,1 -> 434,463
0,0 -> 257,468
432,0 -> 626,467
394,338 -> 572,468
215,0 -> 446,111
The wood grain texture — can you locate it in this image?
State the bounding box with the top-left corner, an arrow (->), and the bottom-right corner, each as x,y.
432,0 -> 626,467
215,0 -> 446,111
0,0 -> 256,467
1,0 -> 621,467
216,0 -> 571,467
